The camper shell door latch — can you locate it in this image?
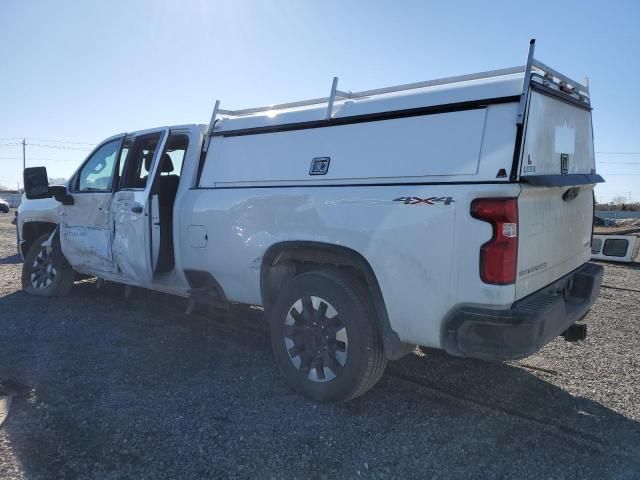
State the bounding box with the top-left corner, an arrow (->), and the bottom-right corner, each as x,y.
309,157 -> 330,175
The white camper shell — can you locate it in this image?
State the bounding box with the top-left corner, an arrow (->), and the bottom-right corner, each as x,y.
19,40 -> 604,402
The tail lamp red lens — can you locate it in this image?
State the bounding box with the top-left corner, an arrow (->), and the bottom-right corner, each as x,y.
470,198 -> 518,285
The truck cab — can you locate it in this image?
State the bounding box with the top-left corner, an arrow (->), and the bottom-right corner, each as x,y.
20,125 -> 205,296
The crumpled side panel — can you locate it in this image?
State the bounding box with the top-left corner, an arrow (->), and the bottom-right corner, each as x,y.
112,191 -> 149,281
59,192 -> 114,273
59,194 -> 111,228
60,226 -> 113,272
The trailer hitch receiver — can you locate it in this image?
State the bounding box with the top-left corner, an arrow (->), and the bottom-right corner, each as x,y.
562,323 -> 587,342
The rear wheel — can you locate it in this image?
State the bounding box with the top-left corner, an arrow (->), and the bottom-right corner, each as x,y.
269,269 -> 387,402
21,232 -> 75,297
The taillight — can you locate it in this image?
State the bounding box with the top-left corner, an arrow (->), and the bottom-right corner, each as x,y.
470,198 -> 518,285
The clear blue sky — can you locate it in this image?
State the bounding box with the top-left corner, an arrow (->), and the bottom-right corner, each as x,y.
1,0 -> 639,201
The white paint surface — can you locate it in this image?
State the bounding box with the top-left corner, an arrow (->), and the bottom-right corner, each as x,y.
521,91 -> 595,176
202,109 -> 487,186
554,123 -> 576,154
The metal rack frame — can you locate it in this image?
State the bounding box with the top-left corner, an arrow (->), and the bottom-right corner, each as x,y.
202,39 -> 589,152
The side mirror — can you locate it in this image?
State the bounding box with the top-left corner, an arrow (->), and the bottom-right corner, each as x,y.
23,167 -> 74,205
23,167 -> 52,200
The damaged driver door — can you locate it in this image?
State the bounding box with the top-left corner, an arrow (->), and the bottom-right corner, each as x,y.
111,129 -> 168,287
59,136 -> 125,274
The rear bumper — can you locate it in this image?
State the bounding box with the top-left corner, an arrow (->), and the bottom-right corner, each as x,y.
442,262 -> 604,361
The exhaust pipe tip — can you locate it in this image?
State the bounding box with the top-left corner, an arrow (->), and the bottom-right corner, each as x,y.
562,323 -> 587,343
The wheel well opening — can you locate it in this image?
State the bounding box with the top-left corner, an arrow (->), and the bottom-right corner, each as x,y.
21,221 -> 57,257
261,242 -> 411,360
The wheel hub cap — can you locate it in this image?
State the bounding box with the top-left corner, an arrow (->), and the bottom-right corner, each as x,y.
284,296 -> 348,382
30,246 -> 56,289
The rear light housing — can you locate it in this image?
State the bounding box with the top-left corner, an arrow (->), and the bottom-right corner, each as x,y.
470,198 -> 518,285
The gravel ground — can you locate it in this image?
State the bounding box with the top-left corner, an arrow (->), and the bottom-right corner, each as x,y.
0,211 -> 639,479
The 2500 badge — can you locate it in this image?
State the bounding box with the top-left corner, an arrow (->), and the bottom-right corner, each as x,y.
393,196 -> 455,205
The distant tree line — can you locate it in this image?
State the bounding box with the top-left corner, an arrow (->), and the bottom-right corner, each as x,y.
49,177 -> 67,186
0,177 -> 67,193
596,202 -> 640,212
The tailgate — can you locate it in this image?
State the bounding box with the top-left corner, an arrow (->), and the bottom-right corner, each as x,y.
516,184 -> 593,299
515,89 -> 597,300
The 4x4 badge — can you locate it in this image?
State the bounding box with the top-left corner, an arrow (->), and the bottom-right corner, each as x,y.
394,196 -> 455,205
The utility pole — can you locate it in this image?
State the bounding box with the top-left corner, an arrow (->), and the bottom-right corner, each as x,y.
21,138 -> 26,193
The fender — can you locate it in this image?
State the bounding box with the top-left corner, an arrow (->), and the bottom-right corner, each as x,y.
261,241 -> 414,360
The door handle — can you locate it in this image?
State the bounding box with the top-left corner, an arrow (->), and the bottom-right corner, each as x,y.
131,205 -> 143,213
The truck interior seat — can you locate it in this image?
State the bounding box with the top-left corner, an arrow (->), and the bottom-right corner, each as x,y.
155,153 -> 180,273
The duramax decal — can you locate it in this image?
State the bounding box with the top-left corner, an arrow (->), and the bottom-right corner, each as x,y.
394,196 -> 455,205
518,262 -> 547,277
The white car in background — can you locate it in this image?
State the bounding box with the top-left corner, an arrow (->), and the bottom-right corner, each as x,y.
0,198 -> 10,214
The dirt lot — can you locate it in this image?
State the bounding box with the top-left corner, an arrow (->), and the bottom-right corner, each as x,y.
1,212 -> 639,479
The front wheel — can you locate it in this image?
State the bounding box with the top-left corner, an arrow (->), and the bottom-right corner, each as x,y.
269,269 -> 387,402
21,232 -> 75,297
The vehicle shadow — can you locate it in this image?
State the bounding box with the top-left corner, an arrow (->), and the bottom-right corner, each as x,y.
387,349 -> 640,448
0,253 -> 21,265
1,282 -> 639,478
595,259 -> 640,270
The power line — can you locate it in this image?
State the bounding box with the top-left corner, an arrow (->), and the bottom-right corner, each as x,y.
25,137 -> 95,146
598,161 -> 640,165
1,140 -> 95,150
595,151 -> 640,155
0,156 -> 79,162
27,143 -> 91,151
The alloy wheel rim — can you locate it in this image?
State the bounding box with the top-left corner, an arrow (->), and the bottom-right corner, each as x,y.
283,295 -> 348,382
30,246 -> 56,289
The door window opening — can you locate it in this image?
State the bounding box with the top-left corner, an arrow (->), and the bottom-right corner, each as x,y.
119,133 -> 163,190
75,139 -> 122,192
153,133 -> 189,274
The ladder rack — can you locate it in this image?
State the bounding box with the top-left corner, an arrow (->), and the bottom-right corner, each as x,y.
203,39 -> 590,152
531,58 -> 590,96
216,65 -> 527,119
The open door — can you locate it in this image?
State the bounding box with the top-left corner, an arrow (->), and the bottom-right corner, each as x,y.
111,129 -> 169,286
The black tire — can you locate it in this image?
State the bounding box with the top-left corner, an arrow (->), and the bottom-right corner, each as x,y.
269,268 -> 387,402
21,232 -> 75,297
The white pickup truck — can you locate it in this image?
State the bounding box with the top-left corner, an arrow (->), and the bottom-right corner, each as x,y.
19,41 -> 604,402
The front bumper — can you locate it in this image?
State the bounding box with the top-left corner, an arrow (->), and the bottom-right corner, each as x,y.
442,262 -> 604,361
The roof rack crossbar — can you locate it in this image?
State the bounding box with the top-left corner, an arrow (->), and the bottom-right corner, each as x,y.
216,65 -> 525,118
205,39 -> 590,132
202,99 -> 220,152
516,39 -> 537,126
347,65 -> 525,100
530,58 -> 589,94
219,95 -> 334,117
326,76 -> 340,120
